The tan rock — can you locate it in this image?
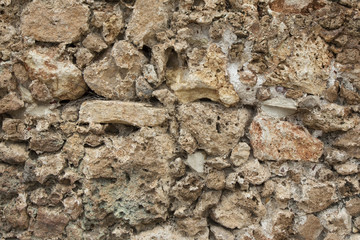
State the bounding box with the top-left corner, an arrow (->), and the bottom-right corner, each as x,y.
34,153 -> 66,184
206,170 -> 226,190
2,118 -> 26,141
250,115 -> 324,162
0,142 -> 28,164
210,225 -> 235,240
239,159 -> 271,185
260,97 -> 297,118
4,193 -> 29,230
302,104 -> 359,132
13,63 -> 29,84
63,196 -> 83,220
178,102 -> 250,156
266,35 -> 332,94
169,158 -> 186,178
25,48 -> 87,100
21,0 -> 89,43
66,223 -> 83,240
111,40 -> 147,73
82,33 -> 107,53
31,207 -> 70,238
334,126 -> 360,158
272,210 -> 294,240
152,88 -> 177,106
29,188 -> 48,206
126,0 -> 173,47
0,92 -> 24,114
167,44 -> 239,106
298,214 -> 323,240
0,67 -> 16,90
79,100 -> 168,127
62,134 -> 84,167
176,217 -> 208,237
29,80 -> 52,102
0,163 -> 24,196
324,147 -> 350,165
334,160 -> 359,175
319,207 -> 352,237
211,190 -> 266,229
132,224 -> 191,240
171,173 -> 204,204
178,129 -> 198,154
230,142 -> 250,167
74,47 -> 94,69
345,198 -> 360,216
340,86 -> 360,105
205,156 -> 231,170
194,190 -> 222,217
29,131 -> 64,153
297,180 -> 337,213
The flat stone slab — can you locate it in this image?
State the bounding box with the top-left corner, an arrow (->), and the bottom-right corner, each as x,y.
79,100 -> 168,127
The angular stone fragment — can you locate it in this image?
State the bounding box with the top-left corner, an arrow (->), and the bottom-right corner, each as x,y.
79,100 -> 168,127
0,142 -> 28,164
210,225 -> 235,240
185,151 -> 205,173
334,160 -> 359,175
297,180 -> 337,213
261,97 -> 297,118
211,190 -> 266,229
4,193 -> 29,230
29,131 -> 64,153
334,126 -> 360,158
167,44 -> 239,106
0,163 -> 23,197
319,207 -> 352,237
206,170 -> 226,190
21,0 -> 89,43
2,118 -> 26,141
34,153 -> 66,184
111,41 -> 146,73
239,159 -> 271,185
178,102 -> 250,156
0,92 -> 24,114
132,224 -> 192,240
302,104 -> 359,132
230,142 -> 250,167
82,33 -> 107,53
194,190 -> 222,217
25,48 -> 87,100
297,215 -> 323,240
346,198 -> 360,216
250,115 -> 323,162
62,133 -> 84,167
126,0 -> 173,47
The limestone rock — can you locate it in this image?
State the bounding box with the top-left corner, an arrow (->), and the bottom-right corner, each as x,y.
0,164 -> 23,197
261,97 -> 297,118
34,153 -> 66,184
185,151 -> 205,173
171,173 -> 204,204
176,217 -> 208,237
0,142 -> 28,164
29,80 -> 52,102
250,115 -> 323,162
82,33 -> 108,53
63,196 -> 83,220
21,0 -> 89,43
266,36 -> 332,95
206,170 -> 226,190
194,190 -> 222,217
319,207 -> 352,237
230,142 -> 250,167
29,131 -> 64,153
334,160 -> 359,175
297,180 -> 337,213
302,104 -> 359,132
25,48 -> 87,100
0,92 -> 24,114
2,118 -> 26,141
345,198 -> 360,216
126,0 -> 173,47
31,207 -> 70,238
239,159 -> 271,185
178,102 -> 250,156
297,214 -> 323,240
79,100 -> 168,127
334,126 -> 360,158
4,193 -> 29,230
62,134 -> 84,167
211,190 -> 266,229
132,224 -> 191,240
169,158 -> 186,178
111,41 -> 147,73
167,44 -> 239,106
210,225 -> 235,240
75,48 -> 94,69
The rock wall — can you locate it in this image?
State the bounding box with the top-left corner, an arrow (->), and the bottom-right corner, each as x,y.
0,0 -> 360,239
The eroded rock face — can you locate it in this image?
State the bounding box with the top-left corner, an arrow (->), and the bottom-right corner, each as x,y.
250,115 -> 324,162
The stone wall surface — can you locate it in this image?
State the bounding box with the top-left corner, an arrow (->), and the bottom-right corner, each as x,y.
0,0 -> 359,239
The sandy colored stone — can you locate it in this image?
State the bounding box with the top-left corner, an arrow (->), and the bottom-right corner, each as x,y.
34,153 -> 66,184
29,80 -> 52,102
75,47 -> 94,69
62,133 -> 84,167
29,188 -> 48,206
297,180 -> 337,213
167,44 -> 239,106
0,163 -> 24,197
0,142 -> 28,164
334,160 -> 359,175
302,103 -> 359,132
239,159 -> 271,185
298,214 -> 323,240
63,196 -> 83,220
266,36 -> 332,95
210,225 -> 235,240
4,193 -> 29,230
126,0 -> 173,47
169,158 -> 186,178
324,147 -> 350,165
250,115 -> 323,162
230,142 -> 250,167
176,217 -> 208,237
206,170 -> 226,190
194,190 -> 222,217
2,118 -> 26,141
31,207 -> 70,238
178,102 -> 250,156
334,126 -> 360,158
211,190 -> 266,229
21,0 -> 89,43
152,88 -> 177,106
171,173 -> 204,205
319,207 -> 352,237
25,48 -> 87,100
205,156 -> 231,170
178,128 -> 198,154
346,198 -> 360,216
0,92 -> 24,114
79,100 -> 168,127
272,210 -> 294,240
111,40 -> 146,73
82,33 -> 107,53
132,224 -> 191,240
29,131 -> 64,153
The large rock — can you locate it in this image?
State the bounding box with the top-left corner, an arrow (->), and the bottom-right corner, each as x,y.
21,0 -> 89,43
250,115 -> 324,162
24,48 -> 87,100
0,142 -> 28,164
178,102 -> 250,156
167,44 -> 239,106
79,100 -> 168,127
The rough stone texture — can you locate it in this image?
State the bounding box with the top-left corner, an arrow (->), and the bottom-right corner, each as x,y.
2,0 -> 360,239
21,0 -> 89,43
250,115 -> 324,162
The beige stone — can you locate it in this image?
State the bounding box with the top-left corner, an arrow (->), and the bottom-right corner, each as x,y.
63,196 -> 83,220
34,153 -> 66,184
211,190 -> 266,229
25,48 -> 87,100
82,33 -> 108,53
0,92 -> 24,114
194,190 -> 222,217
62,134 -> 84,167
132,224 -> 191,240
345,198 -> 360,216
29,131 -> 64,153
79,100 -> 168,127
0,142 -> 28,164
167,44 -> 239,106
334,160 -> 359,175
206,170 -> 226,190
250,115 -> 323,162
230,142 -> 250,167
334,126 -> 360,158
239,159 -> 271,185
210,225 -> 235,240
298,215 -> 323,240
74,47 -> 94,69
178,102 -> 250,156
319,207 -> 352,237
176,217 -> 208,237
2,118 -> 26,141
21,0 -> 89,43
29,80 -> 52,102
111,40 -> 147,73
4,193 -> 29,230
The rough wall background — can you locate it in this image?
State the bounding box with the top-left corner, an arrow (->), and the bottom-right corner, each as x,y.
0,0 -> 360,239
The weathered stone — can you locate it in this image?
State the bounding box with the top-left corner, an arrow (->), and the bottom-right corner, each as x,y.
135,76 -> 153,99
25,48 -> 87,100
167,44 -> 239,106
171,173 -> 204,204
297,214 -> 323,240
29,188 -> 48,206
152,88 -> 177,106
302,104 -> 359,132
230,142 -> 250,167
185,151 -> 205,173
126,0 -> 173,47
250,115 -> 324,162
82,33 -> 107,53
0,92 -> 24,114
29,131 -> 64,153
176,217 -> 208,237
34,153 -> 66,184
211,190 -> 266,229
132,224 -> 191,240
111,41 -> 147,73
4,193 -> 29,230
63,196 -> 83,220
2,118 -> 26,141
178,128 -> 198,154
272,210 -> 294,240
261,97 -> 297,118
205,156 -> 231,170
319,206 -> 352,237
178,102 -> 250,156
0,67 -> 16,90
75,47 -> 94,69
334,126 -> 360,158
345,198 -> 360,216
324,147 -> 350,165
206,169 -> 226,190
62,133 -> 84,167
169,158 -> 186,178
61,105 -> 79,122
21,0 -> 89,43
297,180 -> 337,213
239,159 -> 271,185
194,190 -> 222,217
0,142 -> 28,164
31,207 -> 70,238
0,164 -> 23,198
334,160 -> 359,175
29,80 -> 52,102
210,225 -> 235,240
79,100 -> 168,127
